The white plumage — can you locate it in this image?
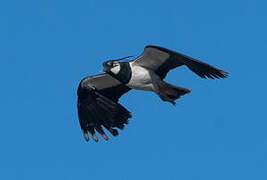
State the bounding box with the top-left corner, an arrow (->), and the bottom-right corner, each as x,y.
126,62 -> 160,92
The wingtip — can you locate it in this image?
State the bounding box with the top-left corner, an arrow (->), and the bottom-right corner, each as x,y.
82,129 -> 89,142
215,67 -> 229,78
101,133 -> 109,141
110,128 -> 119,136
92,134 -> 99,142
203,69 -> 229,80
222,71 -> 229,78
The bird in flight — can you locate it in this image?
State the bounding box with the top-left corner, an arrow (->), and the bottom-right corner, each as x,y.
77,45 -> 228,142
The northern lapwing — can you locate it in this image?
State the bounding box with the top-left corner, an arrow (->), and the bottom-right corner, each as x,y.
77,45 -> 228,142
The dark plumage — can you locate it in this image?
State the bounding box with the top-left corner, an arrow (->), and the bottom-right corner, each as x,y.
77,45 -> 228,142
77,74 -> 131,142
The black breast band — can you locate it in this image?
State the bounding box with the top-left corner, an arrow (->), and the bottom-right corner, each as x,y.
109,62 -> 132,84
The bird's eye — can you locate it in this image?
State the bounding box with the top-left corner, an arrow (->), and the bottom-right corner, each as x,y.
113,61 -> 120,67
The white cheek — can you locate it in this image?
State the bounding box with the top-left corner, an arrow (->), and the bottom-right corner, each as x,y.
110,65 -> 121,74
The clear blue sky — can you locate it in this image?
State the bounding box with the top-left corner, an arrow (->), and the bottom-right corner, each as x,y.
1,0 -> 266,179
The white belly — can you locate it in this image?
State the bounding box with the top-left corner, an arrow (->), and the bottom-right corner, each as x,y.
126,63 -> 160,92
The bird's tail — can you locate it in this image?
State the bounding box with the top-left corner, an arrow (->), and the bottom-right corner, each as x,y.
183,58 -> 228,79
158,81 -> 191,105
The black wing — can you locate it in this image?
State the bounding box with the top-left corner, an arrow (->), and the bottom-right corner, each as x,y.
77,73 -> 131,142
133,45 -> 228,79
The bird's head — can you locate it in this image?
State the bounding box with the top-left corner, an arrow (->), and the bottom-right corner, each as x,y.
99,60 -> 120,74
99,56 -> 133,74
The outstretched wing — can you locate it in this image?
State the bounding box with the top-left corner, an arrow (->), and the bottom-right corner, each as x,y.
133,45 -> 228,79
77,73 -> 131,142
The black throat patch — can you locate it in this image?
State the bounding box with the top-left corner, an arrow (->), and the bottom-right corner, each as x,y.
108,62 -> 132,84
